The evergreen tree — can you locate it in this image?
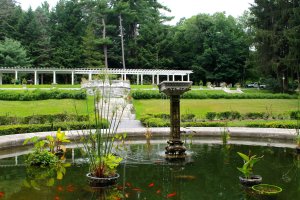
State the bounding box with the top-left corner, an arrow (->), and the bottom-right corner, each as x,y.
0,37 -> 31,67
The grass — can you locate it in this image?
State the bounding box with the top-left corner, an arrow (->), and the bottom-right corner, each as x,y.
133,99 -> 299,119
0,96 -> 94,117
0,84 -> 81,88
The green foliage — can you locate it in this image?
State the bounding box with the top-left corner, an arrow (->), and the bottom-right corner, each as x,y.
217,111 -> 241,120
290,111 -> 300,120
250,0 -> 300,92
81,81 -> 129,178
181,114 -> 196,122
101,154 -> 123,176
0,89 -> 86,101
131,90 -> 298,100
0,121 -> 108,136
245,121 -> 299,129
237,152 -> 263,179
0,113 -> 89,125
25,149 -> 58,168
206,112 -> 217,120
0,37 -> 31,67
221,126 -> 230,145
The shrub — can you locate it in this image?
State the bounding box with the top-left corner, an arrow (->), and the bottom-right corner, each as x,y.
181,114 -> 195,122
131,90 -> 297,99
206,112 -> 217,120
0,89 -> 86,101
0,121 -> 108,136
143,117 -> 170,127
290,111 -> 300,120
245,121 -> 298,129
0,114 -> 89,125
217,111 -> 241,120
244,112 -> 265,120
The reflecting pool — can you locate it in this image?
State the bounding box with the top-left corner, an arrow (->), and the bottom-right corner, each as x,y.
0,140 -> 299,199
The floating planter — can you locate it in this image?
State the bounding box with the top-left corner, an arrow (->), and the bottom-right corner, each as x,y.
86,173 -> 120,188
252,184 -> 282,196
239,175 -> 262,187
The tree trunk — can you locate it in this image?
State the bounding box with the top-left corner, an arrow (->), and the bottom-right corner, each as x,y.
102,18 -> 108,69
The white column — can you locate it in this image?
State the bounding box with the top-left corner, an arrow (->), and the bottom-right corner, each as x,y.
181,75 -> 184,81
88,72 -> 92,81
71,71 -> 74,85
15,71 -> 18,81
152,75 -> 155,85
34,71 -> 38,85
124,74 -> 127,80
141,74 -> 143,85
0,73 -> 2,85
72,148 -> 75,163
15,156 -> 18,166
53,71 -> 57,84
172,75 -> 175,81
156,74 -> 159,85
167,75 -> 169,81
188,74 -> 190,82
137,74 -> 139,85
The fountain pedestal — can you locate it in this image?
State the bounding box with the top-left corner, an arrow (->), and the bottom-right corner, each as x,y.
158,81 -> 192,157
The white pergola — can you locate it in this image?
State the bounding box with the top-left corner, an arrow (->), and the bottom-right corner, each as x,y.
0,67 -> 193,85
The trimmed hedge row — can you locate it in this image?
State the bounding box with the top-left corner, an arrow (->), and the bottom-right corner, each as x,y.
245,121 -> 298,129
0,114 -> 89,125
140,116 -> 298,129
0,89 -> 86,101
0,121 -> 108,136
131,90 -> 297,99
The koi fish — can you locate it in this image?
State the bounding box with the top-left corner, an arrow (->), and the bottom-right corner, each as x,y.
148,182 -> 154,187
132,188 -> 142,192
166,192 -> 177,198
57,186 -> 64,192
67,185 -> 75,192
117,185 -> 124,190
156,190 -> 161,194
126,182 -> 132,188
175,175 -> 196,180
0,192 -> 4,198
54,196 -> 60,200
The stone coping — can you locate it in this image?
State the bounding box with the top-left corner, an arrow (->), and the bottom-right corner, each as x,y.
0,127 -> 297,150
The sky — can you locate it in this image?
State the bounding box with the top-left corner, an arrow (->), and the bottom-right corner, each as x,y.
19,0 -> 255,24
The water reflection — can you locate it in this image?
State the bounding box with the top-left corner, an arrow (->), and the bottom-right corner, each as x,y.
0,141 -> 299,199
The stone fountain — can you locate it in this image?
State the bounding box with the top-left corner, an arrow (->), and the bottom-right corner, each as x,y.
158,81 -> 193,158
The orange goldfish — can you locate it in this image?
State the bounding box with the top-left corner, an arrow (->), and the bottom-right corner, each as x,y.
166,192 -> 177,198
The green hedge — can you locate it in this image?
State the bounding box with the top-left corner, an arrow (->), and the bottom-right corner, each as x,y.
0,114 -> 89,125
131,90 -> 297,99
245,121 -> 298,129
140,116 -> 298,128
0,89 -> 86,101
0,121 -> 108,136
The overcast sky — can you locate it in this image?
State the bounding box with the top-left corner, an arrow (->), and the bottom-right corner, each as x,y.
18,0 -> 255,24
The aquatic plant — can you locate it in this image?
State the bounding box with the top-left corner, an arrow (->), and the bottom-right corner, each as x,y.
237,151 -> 263,179
81,78 -> 129,179
221,125 -> 230,145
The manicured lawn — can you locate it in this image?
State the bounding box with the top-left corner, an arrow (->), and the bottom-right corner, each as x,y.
133,99 -> 299,119
0,96 -> 94,117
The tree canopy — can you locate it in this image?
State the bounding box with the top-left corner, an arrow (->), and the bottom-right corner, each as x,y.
0,0 -> 298,90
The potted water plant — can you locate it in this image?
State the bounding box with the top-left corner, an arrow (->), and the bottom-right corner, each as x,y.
82,79 -> 129,187
252,184 -> 282,196
237,152 -> 263,186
